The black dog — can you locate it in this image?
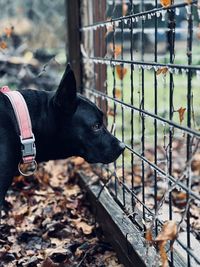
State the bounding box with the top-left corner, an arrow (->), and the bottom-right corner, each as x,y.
0,64 -> 125,207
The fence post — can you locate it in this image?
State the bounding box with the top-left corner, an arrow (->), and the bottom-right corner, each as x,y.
65,0 -> 82,91
93,0 -> 107,121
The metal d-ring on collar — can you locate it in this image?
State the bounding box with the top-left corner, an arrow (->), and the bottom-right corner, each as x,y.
18,160 -> 37,177
0,86 -> 37,176
18,136 -> 37,176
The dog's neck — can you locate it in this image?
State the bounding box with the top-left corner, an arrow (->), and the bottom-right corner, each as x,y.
20,90 -> 75,163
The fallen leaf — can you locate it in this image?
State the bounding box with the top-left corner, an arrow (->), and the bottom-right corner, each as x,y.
66,198 -> 79,210
156,221 -> 177,242
133,175 -> 142,185
145,228 -> 153,244
156,68 -> 163,75
160,0 -> 172,7
109,44 -> 122,58
116,65 -> 127,80
66,184 -> 81,197
115,88 -> 122,99
156,67 -> 168,75
41,257 -> 59,267
12,204 -> 29,224
73,219 -> 94,235
185,0 -> 193,3
177,107 -> 186,124
0,41 -> 7,49
71,157 -> 85,166
158,242 -> 168,267
107,107 -> 115,117
155,221 -> 177,267
161,67 -> 168,75
191,153 -> 200,174
172,190 -> 187,208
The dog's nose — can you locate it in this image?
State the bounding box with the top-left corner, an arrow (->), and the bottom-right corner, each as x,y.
119,142 -> 126,151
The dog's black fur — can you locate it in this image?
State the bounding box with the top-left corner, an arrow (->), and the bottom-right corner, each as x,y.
0,64 -> 125,207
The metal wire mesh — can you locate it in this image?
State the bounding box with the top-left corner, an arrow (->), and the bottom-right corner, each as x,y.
81,1 -> 200,266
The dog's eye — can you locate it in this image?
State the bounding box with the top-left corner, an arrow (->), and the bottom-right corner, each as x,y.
92,122 -> 101,132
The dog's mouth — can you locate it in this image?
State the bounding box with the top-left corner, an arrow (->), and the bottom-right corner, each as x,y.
84,142 -> 126,164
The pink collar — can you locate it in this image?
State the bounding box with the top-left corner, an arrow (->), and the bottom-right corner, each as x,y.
0,86 -> 37,175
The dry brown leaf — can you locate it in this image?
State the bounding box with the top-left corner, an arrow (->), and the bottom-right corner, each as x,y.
172,190 -> 187,208
71,156 -> 85,166
115,88 -> 122,99
156,68 -> 163,75
185,0 -> 193,3
160,0 -> 172,7
161,67 -> 168,75
155,221 -> 177,267
156,67 -> 168,75
45,246 -> 69,257
114,45 -> 122,58
177,107 -> 186,124
73,219 -> 94,235
41,257 -> 59,267
145,228 -> 153,244
66,198 -> 79,210
107,107 -> 115,117
191,153 -> 200,174
0,41 -> 7,49
49,238 -> 70,248
109,44 -> 122,58
7,243 -> 21,258
133,175 -> 142,185
156,220 -> 177,242
13,174 -> 26,184
66,184 -> 81,197
158,242 -> 168,267
12,204 -> 29,223
116,65 -> 128,80
77,221 -> 94,235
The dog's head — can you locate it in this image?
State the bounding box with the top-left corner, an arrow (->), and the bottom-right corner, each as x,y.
52,64 -> 125,164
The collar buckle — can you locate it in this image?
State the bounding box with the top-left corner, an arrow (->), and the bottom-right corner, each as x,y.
20,135 -> 36,159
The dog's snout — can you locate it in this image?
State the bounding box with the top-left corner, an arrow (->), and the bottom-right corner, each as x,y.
119,142 -> 126,151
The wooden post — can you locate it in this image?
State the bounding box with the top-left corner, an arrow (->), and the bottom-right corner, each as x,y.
65,0 -> 82,91
93,0 -> 107,121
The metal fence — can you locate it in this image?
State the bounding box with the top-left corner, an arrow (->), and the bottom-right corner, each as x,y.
80,1 -> 200,266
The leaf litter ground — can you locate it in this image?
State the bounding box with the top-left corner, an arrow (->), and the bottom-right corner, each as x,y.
0,158 -> 124,267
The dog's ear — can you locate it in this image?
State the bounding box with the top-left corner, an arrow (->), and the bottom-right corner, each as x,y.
53,64 -> 77,114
